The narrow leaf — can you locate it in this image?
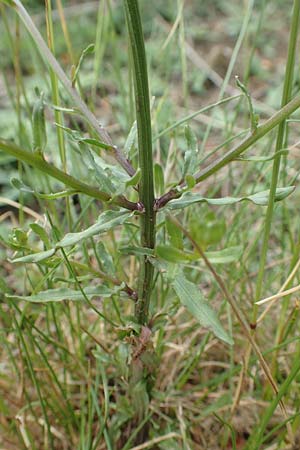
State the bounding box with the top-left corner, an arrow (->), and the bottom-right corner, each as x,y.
119,246 -> 154,257
156,245 -> 188,263
167,187 -> 295,210
11,248 -> 56,263
154,163 -> 164,196
57,210 -> 132,248
72,43 -> 95,87
7,285 -> 121,303
182,125 -> 199,178
172,272 -> 233,345
124,120 -> 137,157
204,246 -> 243,264
125,168 -> 141,187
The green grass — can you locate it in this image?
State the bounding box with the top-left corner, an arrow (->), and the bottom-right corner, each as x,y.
1,0 -> 300,449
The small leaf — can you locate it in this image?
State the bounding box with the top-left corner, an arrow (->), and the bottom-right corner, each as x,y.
124,121 -> 137,157
119,246 -> 154,257
77,137 -> 115,152
97,241 -> 115,274
156,245 -> 189,263
205,246 -> 243,264
12,248 -> 56,263
154,163 -> 164,196
236,149 -> 288,162
6,285 -> 121,303
32,92 -> 47,154
182,125 -> 198,178
185,174 -> 196,190
125,168 -> 141,187
11,178 -> 78,200
172,272 -> 233,345
167,187 -> 295,210
30,223 -> 50,248
71,43 -> 95,87
165,217 -> 183,249
85,148 -> 116,194
190,210 -> 226,248
57,210 -> 132,248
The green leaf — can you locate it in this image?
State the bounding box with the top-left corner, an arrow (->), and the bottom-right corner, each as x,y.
6,285 -> 121,303
32,92 -> 47,154
166,216 -> 183,249
71,43 -> 95,87
205,246 -> 243,264
167,186 -> 295,210
190,210 -> 226,248
55,124 -> 113,151
119,246 -> 154,257
156,244 -> 242,264
76,137 -> 114,152
11,249 -> 56,263
11,178 -> 78,199
30,223 -> 50,248
85,148 -> 116,194
96,242 -> 115,274
185,174 -> 196,190
156,245 -> 188,263
172,272 -> 233,345
154,163 -> 164,196
182,125 -> 199,178
236,149 -> 289,162
57,210 -> 132,248
125,168 -> 141,187
124,120 -> 137,157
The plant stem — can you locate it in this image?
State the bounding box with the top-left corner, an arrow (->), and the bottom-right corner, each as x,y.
253,0 -> 300,321
157,87 -> 300,209
0,139 -> 138,211
11,0 -> 135,177
124,0 -> 155,324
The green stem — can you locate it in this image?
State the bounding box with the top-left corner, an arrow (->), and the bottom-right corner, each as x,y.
0,139 -> 137,211
11,0 -> 135,177
124,0 -> 155,324
253,0 -> 300,319
157,87 -> 300,209
245,354 -> 300,449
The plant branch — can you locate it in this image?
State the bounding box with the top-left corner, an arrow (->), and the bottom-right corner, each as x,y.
156,89 -> 300,209
11,0 -> 135,177
124,0 -> 155,324
168,214 -> 293,443
0,139 -> 138,210
253,0 -> 300,319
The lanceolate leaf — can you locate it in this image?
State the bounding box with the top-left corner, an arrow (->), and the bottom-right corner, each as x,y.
182,125 -> 199,178
7,285 -> 122,303
11,178 -> 78,199
205,246 -> 243,264
172,272 -> 233,345
167,186 -> 295,210
57,210 -> 132,248
11,211 -> 133,263
156,244 -> 242,264
119,246 -> 154,257
12,248 -> 56,263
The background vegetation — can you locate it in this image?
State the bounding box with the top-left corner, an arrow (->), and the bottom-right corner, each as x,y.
1,0 -> 300,449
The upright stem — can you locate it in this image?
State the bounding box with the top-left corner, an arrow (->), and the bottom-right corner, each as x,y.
124,0 -> 155,324
253,0 -> 300,320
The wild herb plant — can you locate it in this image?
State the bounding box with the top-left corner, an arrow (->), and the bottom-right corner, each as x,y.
1,0 -> 300,448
